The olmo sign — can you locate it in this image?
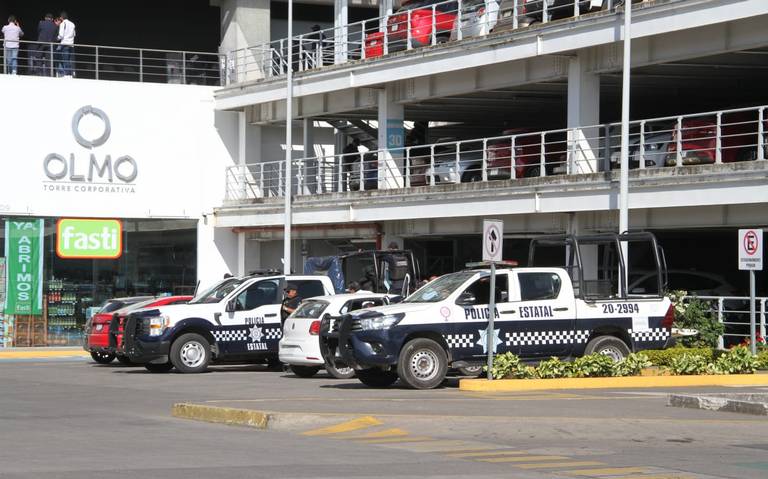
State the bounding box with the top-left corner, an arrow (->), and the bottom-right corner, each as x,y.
56,218 -> 123,259
43,106 -> 138,193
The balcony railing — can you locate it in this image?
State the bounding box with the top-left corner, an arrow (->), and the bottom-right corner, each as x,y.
226,0 -> 642,84
687,296 -> 768,349
1,39 -> 225,85
224,103 -> 767,201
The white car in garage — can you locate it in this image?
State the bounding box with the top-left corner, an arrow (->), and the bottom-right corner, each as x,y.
279,293 -> 393,378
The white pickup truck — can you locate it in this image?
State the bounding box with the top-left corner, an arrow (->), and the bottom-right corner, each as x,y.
123,273 -> 335,373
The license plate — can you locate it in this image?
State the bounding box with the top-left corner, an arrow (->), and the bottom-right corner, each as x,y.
391,23 -> 399,31
490,168 -> 499,176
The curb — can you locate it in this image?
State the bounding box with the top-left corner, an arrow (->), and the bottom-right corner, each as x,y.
171,403 -> 367,431
668,394 -> 768,415
459,374 -> 768,392
0,349 -> 90,359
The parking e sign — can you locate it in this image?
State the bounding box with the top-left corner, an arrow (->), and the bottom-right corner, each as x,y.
738,229 -> 763,271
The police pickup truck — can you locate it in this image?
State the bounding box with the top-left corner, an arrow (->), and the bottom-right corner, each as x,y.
321,234 -> 674,389
123,273 -> 335,373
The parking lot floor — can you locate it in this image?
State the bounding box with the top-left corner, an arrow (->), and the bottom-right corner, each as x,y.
1,359 -> 767,478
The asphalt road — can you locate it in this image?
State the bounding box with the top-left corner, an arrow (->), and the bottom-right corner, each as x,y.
1,358 -> 768,478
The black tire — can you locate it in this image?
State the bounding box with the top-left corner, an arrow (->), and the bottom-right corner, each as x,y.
90,351 -> 115,364
584,335 -> 631,362
169,333 -> 211,374
526,166 -> 541,178
115,354 -> 134,365
397,338 -> 448,390
144,362 -> 174,373
458,365 -> 484,377
461,171 -> 482,183
291,365 -> 321,378
326,363 -> 356,380
357,368 -> 399,388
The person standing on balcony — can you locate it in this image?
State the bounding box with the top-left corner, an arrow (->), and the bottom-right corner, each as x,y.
342,138 -> 361,191
2,15 -> 24,75
56,11 -> 75,78
34,13 -> 57,76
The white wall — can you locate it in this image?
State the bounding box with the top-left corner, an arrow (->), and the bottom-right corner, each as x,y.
0,74 -> 239,290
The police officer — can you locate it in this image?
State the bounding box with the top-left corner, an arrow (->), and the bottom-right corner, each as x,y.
281,283 -> 301,324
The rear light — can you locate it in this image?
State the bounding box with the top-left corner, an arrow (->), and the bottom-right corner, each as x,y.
661,304 -> 675,329
309,320 -> 321,336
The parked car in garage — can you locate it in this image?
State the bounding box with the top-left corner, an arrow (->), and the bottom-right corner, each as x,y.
628,270 -> 736,297
665,112 -> 765,166
280,293 -> 393,378
486,129 -> 567,179
454,0 -> 500,38
610,129 -> 673,170
425,138 -> 485,183
366,0 -> 459,57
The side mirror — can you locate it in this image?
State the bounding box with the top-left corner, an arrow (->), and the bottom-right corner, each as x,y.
225,298 -> 237,313
456,292 -> 476,306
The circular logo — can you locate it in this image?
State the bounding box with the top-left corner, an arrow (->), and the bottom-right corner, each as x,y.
440,306 -> 451,319
744,230 -> 759,256
71,105 -> 111,148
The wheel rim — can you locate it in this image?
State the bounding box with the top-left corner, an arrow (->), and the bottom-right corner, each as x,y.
597,346 -> 625,362
179,341 -> 206,368
336,366 -> 354,376
462,366 -> 482,375
410,349 -> 439,381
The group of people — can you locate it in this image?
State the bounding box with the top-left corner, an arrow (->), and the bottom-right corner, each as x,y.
2,12 -> 76,77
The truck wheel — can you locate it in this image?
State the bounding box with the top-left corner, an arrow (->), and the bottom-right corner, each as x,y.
357,368 -> 399,388
90,351 -> 115,364
584,335 -> 630,362
397,338 -> 448,389
458,365 -> 484,377
115,354 -> 134,365
144,362 -> 174,373
326,363 -> 356,379
170,333 -> 211,373
291,365 -> 321,378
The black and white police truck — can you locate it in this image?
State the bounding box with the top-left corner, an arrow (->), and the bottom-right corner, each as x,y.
321,233 -> 674,389
123,272 -> 335,373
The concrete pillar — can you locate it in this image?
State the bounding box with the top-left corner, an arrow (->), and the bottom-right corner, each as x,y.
197,218 -> 238,290
567,50 -> 600,174
378,83 -> 405,189
303,118 -> 316,194
215,0 -> 271,81
334,0 -> 349,64
380,0 -> 394,17
237,231 -> 246,276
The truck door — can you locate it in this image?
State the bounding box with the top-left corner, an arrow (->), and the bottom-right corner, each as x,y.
222,278 -> 282,354
511,271 -> 577,358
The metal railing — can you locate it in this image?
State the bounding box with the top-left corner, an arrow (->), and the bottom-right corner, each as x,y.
224,103 -> 768,201
226,0 -> 639,84
686,295 -> 768,349
1,39 -> 225,85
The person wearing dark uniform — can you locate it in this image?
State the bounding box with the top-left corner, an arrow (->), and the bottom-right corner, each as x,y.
281,283 -> 301,325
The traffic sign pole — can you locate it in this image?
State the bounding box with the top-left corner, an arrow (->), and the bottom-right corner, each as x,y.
750,270 -> 756,355
738,229 -> 762,355
487,262 -> 496,381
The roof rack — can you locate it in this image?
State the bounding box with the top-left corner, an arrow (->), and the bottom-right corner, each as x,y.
247,269 -> 282,277
465,260 -> 519,269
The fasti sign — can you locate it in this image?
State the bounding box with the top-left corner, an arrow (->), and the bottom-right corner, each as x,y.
5,220 -> 44,316
56,219 -> 123,259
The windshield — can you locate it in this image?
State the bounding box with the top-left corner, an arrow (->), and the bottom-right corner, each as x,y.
189,278 -> 247,304
404,272 -> 476,303
293,300 -> 329,319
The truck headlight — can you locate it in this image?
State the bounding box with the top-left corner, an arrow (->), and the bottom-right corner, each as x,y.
148,315 -> 170,336
358,314 -> 403,331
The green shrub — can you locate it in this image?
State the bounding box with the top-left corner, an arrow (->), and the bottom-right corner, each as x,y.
535,357 -> 574,379
571,354 -> 616,378
669,291 -> 724,348
613,353 -> 652,377
643,347 -> 714,367
709,346 -> 757,375
665,353 -> 709,375
488,352 -> 535,380
756,350 -> 768,370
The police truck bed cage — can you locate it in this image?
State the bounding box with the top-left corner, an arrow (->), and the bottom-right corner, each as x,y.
528,232 -> 667,301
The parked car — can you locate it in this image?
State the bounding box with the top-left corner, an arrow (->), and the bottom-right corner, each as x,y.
453,0 -> 501,39
610,130 -> 673,170
84,296 -> 154,364
280,293 -> 393,378
425,138 -> 485,183
485,129 -> 567,179
628,270 -> 737,297
109,295 -> 193,363
665,112 -> 765,166
365,0 -> 459,58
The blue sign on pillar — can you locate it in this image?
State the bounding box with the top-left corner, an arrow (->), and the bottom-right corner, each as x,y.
386,119 -> 404,152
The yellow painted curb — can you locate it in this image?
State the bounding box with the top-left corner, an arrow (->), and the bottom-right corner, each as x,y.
0,350 -> 89,359
459,374 -> 768,392
172,403 -> 270,429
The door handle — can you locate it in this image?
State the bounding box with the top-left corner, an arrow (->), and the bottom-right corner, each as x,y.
553,307 -> 569,312
213,312 -> 222,325
500,310 -> 516,314
265,313 -> 278,318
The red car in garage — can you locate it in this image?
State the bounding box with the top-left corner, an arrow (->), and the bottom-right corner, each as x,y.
486,129 -> 567,179
665,112 -> 767,165
86,295 -> 191,364
366,0 -> 459,57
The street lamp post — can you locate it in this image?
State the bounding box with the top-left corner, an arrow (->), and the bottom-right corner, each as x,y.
618,0 -> 632,293
284,0 -> 294,275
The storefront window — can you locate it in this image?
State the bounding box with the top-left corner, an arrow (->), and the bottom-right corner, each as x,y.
0,218 -> 197,347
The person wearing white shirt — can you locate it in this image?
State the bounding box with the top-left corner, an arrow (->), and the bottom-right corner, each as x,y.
56,11 -> 75,77
2,15 -> 24,75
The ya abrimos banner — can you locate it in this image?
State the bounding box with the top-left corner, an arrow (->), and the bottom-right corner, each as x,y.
5,220 -> 44,315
